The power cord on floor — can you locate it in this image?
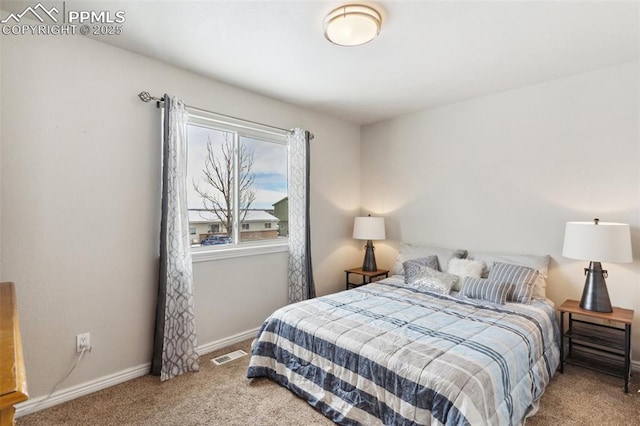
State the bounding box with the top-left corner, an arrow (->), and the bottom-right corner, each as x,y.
30,343 -> 91,412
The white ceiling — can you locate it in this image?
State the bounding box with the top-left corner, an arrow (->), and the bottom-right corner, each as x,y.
3,1 -> 639,124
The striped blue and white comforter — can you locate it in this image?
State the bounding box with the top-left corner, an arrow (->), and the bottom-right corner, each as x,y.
247,279 -> 560,425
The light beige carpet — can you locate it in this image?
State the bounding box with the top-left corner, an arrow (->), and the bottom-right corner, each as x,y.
17,339 -> 640,425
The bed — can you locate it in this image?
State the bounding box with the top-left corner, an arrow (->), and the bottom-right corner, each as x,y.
247,248 -> 560,425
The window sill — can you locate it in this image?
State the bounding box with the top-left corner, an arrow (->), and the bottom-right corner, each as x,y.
191,241 -> 289,263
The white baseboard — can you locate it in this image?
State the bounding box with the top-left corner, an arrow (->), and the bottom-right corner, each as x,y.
15,362 -> 150,418
15,327 -> 260,418
196,327 -> 259,356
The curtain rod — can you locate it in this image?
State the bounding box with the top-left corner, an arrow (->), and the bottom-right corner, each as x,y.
138,91 -> 314,140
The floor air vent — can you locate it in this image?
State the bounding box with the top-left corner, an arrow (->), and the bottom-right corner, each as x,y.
211,349 -> 248,366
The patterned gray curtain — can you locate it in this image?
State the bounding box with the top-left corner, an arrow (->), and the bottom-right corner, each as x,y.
151,95 -> 200,381
287,128 -> 315,303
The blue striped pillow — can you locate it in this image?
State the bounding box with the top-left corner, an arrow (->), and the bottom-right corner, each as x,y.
487,262 -> 539,304
460,277 -> 513,304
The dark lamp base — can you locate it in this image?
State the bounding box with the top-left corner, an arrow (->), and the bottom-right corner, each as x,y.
362,240 -> 377,272
579,261 -> 613,313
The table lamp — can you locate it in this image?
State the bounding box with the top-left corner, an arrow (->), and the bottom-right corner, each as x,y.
562,218 -> 632,312
353,215 -> 385,272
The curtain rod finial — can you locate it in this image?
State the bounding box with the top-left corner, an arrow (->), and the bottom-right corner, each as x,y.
138,91 -> 153,102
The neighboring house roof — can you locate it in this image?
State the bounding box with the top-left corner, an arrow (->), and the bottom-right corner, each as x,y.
273,197 -> 288,207
188,209 -> 279,224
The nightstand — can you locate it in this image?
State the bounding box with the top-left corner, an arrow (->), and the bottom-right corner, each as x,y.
558,299 -> 634,393
344,268 -> 389,290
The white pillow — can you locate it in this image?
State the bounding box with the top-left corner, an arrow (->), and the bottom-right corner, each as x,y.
467,251 -> 550,299
392,243 -> 466,275
447,258 -> 486,291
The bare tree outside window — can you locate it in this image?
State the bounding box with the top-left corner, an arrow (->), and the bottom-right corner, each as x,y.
187,124 -> 288,247
192,133 -> 256,237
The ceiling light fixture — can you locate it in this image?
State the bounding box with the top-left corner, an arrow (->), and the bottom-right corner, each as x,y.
324,4 -> 382,47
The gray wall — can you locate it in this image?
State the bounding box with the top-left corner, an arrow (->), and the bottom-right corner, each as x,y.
0,33 -> 362,398
361,62 -> 640,362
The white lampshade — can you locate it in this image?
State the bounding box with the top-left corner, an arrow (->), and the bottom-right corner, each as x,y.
562,220 -> 632,263
324,4 -> 382,47
353,216 -> 385,241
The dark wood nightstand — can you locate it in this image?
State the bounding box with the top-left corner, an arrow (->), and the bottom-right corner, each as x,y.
345,268 -> 389,290
558,299 -> 634,393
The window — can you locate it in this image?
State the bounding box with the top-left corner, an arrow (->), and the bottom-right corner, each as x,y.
186,113 -> 288,253
189,227 -> 196,235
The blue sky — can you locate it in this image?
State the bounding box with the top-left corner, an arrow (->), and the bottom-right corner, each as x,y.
187,125 -> 287,210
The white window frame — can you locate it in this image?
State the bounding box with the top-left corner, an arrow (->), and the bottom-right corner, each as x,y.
186,110 -> 289,262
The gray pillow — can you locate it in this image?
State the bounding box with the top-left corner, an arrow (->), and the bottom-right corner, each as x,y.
403,256 -> 439,284
487,262 -> 539,304
460,277 -> 513,305
409,266 -> 459,294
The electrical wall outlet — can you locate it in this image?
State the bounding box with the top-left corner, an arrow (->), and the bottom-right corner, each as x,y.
76,333 -> 90,353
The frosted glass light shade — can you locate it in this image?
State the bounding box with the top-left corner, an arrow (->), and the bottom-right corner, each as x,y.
353,216 -> 385,240
562,221 -> 632,263
324,4 -> 382,47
